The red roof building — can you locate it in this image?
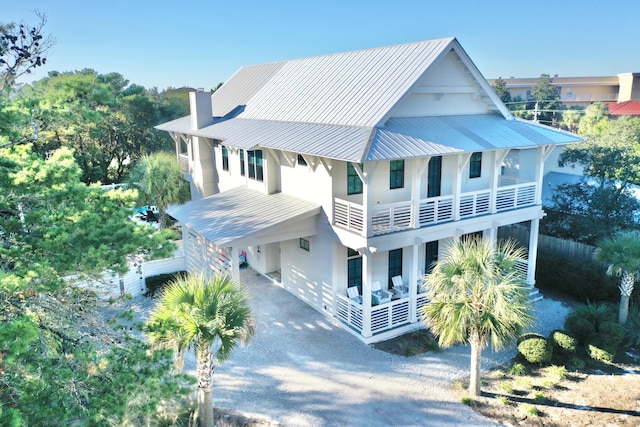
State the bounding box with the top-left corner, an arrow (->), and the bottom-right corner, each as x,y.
605,100 -> 640,117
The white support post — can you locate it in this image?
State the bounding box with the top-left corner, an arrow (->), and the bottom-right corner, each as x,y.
409,243 -> 419,323
535,145 -> 554,204
230,246 -> 241,281
362,251 -> 373,338
411,158 -> 429,228
453,153 -> 471,221
527,218 -> 540,286
491,149 -> 510,213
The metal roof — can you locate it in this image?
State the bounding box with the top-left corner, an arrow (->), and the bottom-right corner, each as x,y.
238,38 -> 454,127
366,115 -> 583,161
167,186 -> 321,246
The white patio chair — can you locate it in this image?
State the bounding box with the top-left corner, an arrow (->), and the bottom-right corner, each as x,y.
347,286 -> 362,305
371,281 -> 392,304
391,275 -> 409,298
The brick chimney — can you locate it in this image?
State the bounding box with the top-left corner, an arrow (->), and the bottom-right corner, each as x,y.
189,91 -> 213,130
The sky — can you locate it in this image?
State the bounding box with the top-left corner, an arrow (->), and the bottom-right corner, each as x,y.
4,0 -> 640,91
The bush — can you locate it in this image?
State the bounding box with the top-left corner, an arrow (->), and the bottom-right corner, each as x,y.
587,339 -> 616,363
517,335 -> 553,365
599,321 -> 625,348
517,332 -> 545,345
548,330 -> 577,355
625,305 -> 640,346
535,248 -> 619,302
564,316 -> 595,344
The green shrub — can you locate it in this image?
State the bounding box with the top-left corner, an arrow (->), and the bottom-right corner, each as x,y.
543,365 -> 568,381
517,335 -> 553,365
548,330 -> 577,355
535,248 -> 618,302
460,396 -> 474,406
567,356 -> 585,371
517,332 -> 545,345
599,321 -> 625,348
587,341 -> 616,363
572,302 -> 616,330
509,362 -> 527,376
625,305 -> 640,346
564,316 -> 595,344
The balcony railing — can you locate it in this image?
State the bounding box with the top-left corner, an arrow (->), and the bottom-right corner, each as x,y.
334,182 -> 537,236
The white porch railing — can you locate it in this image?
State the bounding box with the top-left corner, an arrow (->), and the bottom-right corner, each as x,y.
335,292 -> 429,336
334,182 -> 537,236
496,183 -> 536,212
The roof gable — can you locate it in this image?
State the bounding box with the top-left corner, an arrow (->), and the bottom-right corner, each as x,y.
231,38 -> 456,127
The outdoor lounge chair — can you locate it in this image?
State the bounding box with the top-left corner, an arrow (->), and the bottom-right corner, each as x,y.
391,275 -> 409,298
347,286 -> 362,304
371,281 -> 392,304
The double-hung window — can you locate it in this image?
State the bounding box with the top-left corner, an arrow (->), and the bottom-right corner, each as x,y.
425,241 -> 439,274
247,150 -> 263,182
427,156 -> 442,197
347,163 -> 363,195
389,160 -> 404,189
469,152 -> 482,178
240,149 -> 245,176
221,146 -> 229,171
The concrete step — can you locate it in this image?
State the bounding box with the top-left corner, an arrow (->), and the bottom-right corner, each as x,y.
529,287 -> 544,302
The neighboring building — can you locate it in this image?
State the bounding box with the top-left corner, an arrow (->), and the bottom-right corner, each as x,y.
157,38 -> 581,343
490,73 -> 640,108
605,100 -> 640,117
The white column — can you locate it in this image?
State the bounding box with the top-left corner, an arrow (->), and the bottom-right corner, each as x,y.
409,243 -> 419,323
230,246 -> 241,280
362,251 -> 373,337
527,219 -> 540,286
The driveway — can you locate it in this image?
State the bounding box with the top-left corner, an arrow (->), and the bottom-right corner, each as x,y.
174,269 -> 570,427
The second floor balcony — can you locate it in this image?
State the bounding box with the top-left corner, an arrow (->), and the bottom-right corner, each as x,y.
334,180 -> 537,237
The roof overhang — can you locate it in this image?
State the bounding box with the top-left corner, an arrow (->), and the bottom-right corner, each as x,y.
167,186 -> 321,247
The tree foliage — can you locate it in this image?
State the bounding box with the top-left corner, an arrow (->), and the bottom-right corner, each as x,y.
0,143 -> 189,425
129,151 -> 190,228
491,77 -> 511,104
9,69 -> 188,183
0,11 -> 55,91
147,273 -> 254,427
420,238 -> 533,396
509,74 -> 565,126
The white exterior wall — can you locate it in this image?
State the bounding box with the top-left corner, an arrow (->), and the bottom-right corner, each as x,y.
390,51 -> 493,118
281,224 -> 335,312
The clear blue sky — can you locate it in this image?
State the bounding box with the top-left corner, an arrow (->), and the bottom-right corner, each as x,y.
5,0 -> 640,91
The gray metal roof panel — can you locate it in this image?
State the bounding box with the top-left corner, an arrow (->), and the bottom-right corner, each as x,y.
366,115 -> 583,161
239,38 -> 455,127
167,186 -> 321,246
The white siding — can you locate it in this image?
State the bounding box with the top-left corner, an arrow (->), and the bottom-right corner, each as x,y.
281,222 -> 335,312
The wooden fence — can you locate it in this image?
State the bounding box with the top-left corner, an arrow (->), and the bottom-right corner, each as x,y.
499,225 -> 596,260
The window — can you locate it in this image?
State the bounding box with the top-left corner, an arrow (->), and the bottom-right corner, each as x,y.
347,163 -> 363,195
425,241 -> 439,274
299,238 -> 310,251
389,160 -> 404,189
388,248 -> 403,286
462,231 -> 483,243
247,150 -> 263,182
469,152 -> 482,178
427,156 -> 442,197
347,247 -> 362,294
297,154 -> 307,166
221,146 -> 229,171
240,149 -> 245,176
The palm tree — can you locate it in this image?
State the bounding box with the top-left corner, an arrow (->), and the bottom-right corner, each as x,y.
146,272 -> 254,427
421,237 -> 533,396
596,230 -> 640,324
129,151 -> 190,228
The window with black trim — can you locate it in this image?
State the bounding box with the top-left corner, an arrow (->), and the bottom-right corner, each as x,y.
248,150 -> 263,182
221,146 -> 229,171
469,152 -> 482,178
299,238 -> 310,251
425,240 -> 439,274
347,247 -> 362,294
389,160 -> 404,189
240,149 -> 245,176
428,156 -> 442,197
347,163 -> 363,195
388,248 -> 402,286
297,154 -> 307,166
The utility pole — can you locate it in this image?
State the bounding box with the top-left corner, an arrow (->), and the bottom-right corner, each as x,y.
533,102 -> 539,123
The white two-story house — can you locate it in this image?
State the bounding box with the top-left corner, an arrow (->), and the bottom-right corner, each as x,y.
157,37 -> 581,343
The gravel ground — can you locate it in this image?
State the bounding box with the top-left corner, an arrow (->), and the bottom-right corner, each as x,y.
122,269 -> 571,427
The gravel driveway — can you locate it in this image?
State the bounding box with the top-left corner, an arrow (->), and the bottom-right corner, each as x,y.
128,268 -> 570,427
